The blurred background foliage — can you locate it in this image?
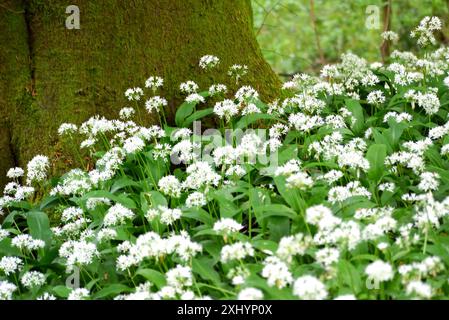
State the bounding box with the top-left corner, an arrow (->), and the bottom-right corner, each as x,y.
252,0 -> 449,77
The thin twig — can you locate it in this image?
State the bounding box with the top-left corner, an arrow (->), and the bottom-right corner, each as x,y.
255,0 -> 283,36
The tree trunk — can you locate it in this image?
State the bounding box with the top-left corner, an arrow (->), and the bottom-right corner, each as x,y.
0,0 -> 280,187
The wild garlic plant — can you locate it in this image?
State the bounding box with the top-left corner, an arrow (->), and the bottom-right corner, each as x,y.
2,18 -> 449,300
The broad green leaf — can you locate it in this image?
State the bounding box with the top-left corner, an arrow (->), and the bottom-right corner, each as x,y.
192,257 -> 221,285
52,286 -> 71,298
26,211 -> 52,244
136,269 -> 166,289
366,144 -> 387,181
183,208 -> 214,225
235,113 -> 280,129
345,99 -> 365,134
337,260 -> 363,294
183,108 -> 214,127
175,102 -> 195,127
94,283 -> 132,299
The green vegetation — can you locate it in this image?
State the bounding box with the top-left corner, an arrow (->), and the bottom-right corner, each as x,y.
253,0 -> 449,75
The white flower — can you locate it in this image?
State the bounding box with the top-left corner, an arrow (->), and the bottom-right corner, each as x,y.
242,103 -> 261,115
293,275 -> 328,300
180,81 -> 199,94
367,90 -> 385,105
158,175 -> 182,198
444,76 -> 449,88
11,234 -> 45,251
37,292 -> 57,300
0,256 -> 23,275
68,288 -> 90,300
0,281 -> 16,300
125,87 -> 144,101
145,96 -> 167,113
261,256 -> 293,289
285,172 -> 313,189
441,144 -> 449,155
119,107 -> 135,120
276,233 -> 311,263
365,260 -> 394,282
166,265 -> 193,290
315,248 -> 340,267
237,288 -> 264,300
160,207 -> 182,225
405,281 -> 432,299
86,197 -> 111,210
235,86 -> 259,103
59,240 -> 99,272
0,226 -> 10,241
183,161 -> 221,190
97,228 -> 117,242
199,55 -> 220,69
104,204 -> 135,226
185,192 -> 206,208
6,167 -> 24,179
275,159 -> 301,177
145,76 -> 164,90
418,172 -> 439,192
21,271 -> 46,288
411,16 -> 442,47
382,31 -> 399,41
213,218 -> 243,236
61,207 -> 83,222
26,155 -> 49,185
384,112 -> 412,123
58,123 -> 78,136
185,93 -> 205,104
306,205 -> 341,230
228,64 -> 248,81
214,99 -> 239,122
221,242 -> 254,263
209,84 -> 227,96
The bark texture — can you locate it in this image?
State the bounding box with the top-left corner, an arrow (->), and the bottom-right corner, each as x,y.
0,0 -> 280,187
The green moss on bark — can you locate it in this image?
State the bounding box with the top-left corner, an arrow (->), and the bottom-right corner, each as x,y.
0,0 -> 31,187
1,0 -> 281,186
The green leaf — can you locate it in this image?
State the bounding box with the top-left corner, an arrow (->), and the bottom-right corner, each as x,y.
26,211 -> 52,244
366,144 -> 387,181
39,195 -> 61,210
81,190 -> 136,209
267,217 -> 290,242
235,113 -> 279,129
93,284 -> 132,299
110,177 -> 140,193
52,286 -> 71,298
0,238 -> 22,256
136,269 -> 167,289
183,208 -> 214,225
345,99 -> 365,134
273,176 -> 306,213
146,191 -> 168,208
175,102 -> 195,127
251,240 -> 278,254
183,108 -> 214,127
212,190 -> 241,218
258,204 -> 298,221
192,257 -> 221,285
337,260 -> 363,294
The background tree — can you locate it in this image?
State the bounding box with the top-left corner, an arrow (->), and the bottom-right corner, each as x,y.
0,0 -> 281,187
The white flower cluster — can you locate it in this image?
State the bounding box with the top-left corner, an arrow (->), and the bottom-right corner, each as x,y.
199,55 -> 220,69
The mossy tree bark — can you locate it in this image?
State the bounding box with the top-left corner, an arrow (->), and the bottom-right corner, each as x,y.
0,0 -> 280,187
